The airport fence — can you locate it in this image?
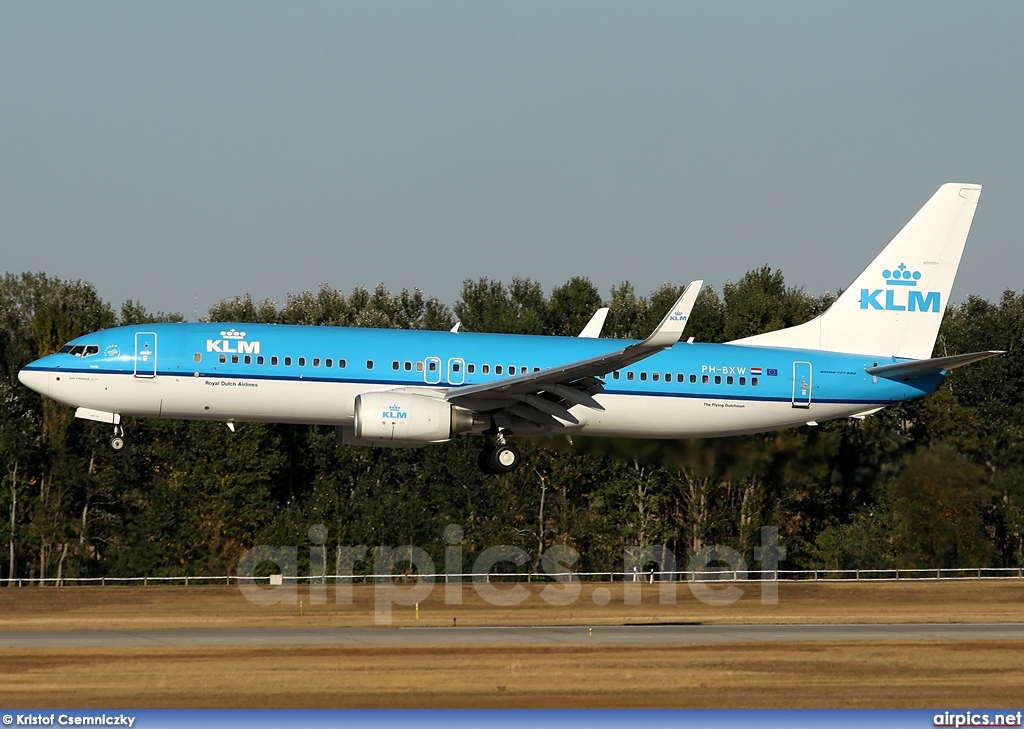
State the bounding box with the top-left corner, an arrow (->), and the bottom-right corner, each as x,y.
4,566 -> 1024,587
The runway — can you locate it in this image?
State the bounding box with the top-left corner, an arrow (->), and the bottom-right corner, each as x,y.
3,622 -> 1023,648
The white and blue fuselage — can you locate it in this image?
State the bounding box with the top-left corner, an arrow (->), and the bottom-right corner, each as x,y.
19,322 -> 937,437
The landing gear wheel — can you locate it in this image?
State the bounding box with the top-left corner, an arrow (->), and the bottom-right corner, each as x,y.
478,447 -> 498,475
487,442 -> 521,473
109,423 -> 125,451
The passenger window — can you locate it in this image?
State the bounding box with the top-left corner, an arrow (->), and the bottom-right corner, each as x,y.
627,372 -> 634,381
613,371 -> 620,380
521,366 -> 527,375
231,354 -> 239,364
640,372 -> 647,381
416,361 -> 423,372
701,375 -> 709,384
677,374 -> 685,383
194,353 -> 202,363
326,358 -> 333,368
428,361 -> 437,372
739,376 -> 746,386
496,365 -> 503,375
219,354 -> 226,364
271,356 -> 279,366
257,356 -> 265,365
690,374 -> 697,384
727,376 -> 734,385
366,360 -> 374,369
285,357 -> 292,366
533,367 -> 540,372
313,358 -> 320,367
405,361 -> 412,371
244,355 -> 252,365
652,372 -> 660,382
452,362 -> 461,372
467,364 -> 475,374
339,359 -> 347,368
482,364 -> 490,374
665,373 -> 671,382
752,377 -> 759,386
714,375 -> 721,384
298,357 -> 306,367
392,361 -> 400,370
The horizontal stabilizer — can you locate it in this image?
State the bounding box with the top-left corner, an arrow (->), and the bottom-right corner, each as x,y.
865,350 -> 1004,380
849,407 -> 884,420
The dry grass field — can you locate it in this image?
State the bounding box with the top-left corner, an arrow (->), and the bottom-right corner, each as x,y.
3,579 -> 1024,629
2,580 -> 1023,707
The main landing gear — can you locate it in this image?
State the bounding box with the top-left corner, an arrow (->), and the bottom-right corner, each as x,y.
478,435 -> 521,474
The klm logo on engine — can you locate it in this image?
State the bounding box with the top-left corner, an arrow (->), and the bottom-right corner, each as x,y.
206,329 -> 261,354
860,264 -> 940,313
383,404 -> 408,420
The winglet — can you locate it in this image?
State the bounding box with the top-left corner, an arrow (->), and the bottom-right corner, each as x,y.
641,281 -> 703,349
578,307 -> 610,338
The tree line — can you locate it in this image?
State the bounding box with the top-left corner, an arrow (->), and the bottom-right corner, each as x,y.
1,270 -> 1021,583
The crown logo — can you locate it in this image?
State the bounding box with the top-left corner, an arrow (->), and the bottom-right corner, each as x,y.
389,404 -> 403,411
882,263 -> 921,287
220,329 -> 246,339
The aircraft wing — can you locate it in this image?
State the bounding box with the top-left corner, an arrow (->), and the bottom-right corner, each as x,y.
445,281 -> 703,427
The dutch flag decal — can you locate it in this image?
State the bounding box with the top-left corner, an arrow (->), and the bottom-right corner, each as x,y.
750,367 -> 763,375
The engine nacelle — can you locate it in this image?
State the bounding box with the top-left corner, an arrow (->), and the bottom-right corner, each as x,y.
350,391 -> 471,447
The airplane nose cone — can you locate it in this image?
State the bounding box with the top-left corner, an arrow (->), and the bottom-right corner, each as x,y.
18,367 -> 49,396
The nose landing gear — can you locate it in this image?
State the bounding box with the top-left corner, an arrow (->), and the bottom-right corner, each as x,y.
110,424 -> 125,451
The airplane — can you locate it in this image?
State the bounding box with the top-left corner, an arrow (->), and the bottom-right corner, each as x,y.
18,183 -> 1003,473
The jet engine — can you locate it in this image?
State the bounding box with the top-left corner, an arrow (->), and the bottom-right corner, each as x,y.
341,391 -> 474,448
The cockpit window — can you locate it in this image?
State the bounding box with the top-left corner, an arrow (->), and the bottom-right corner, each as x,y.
57,345 -> 100,357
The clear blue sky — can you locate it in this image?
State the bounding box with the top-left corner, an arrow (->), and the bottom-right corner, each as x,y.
2,2 -> 1021,319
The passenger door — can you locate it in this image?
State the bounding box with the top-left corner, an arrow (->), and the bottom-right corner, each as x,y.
134,332 -> 157,378
792,361 -> 811,408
